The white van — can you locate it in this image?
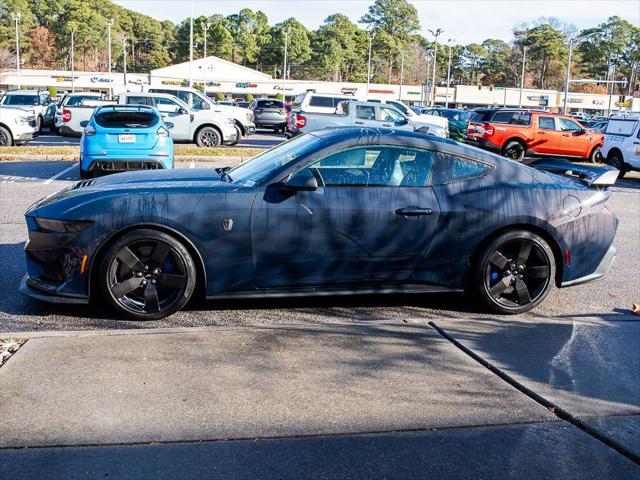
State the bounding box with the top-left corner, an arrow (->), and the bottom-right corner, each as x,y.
601,113 -> 640,178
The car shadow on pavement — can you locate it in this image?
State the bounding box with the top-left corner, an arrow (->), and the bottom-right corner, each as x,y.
0,161 -> 77,182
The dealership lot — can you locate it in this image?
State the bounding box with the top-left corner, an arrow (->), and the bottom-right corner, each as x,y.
1,159 -> 639,477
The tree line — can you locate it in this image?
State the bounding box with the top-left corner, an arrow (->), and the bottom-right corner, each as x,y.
1,0 -> 638,95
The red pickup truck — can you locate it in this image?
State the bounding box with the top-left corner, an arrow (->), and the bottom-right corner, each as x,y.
466,109 -> 603,162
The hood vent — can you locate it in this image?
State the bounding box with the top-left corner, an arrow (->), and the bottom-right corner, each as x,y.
71,179 -> 96,190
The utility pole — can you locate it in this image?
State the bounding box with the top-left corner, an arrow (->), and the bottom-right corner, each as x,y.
131,39 -> 135,71
282,29 -> 290,93
563,31 -> 600,114
71,29 -> 76,93
445,39 -> 454,108
123,35 -> 128,87
10,13 -> 21,88
189,0 -> 193,86
428,28 -> 443,107
106,19 -> 114,98
202,21 -> 210,58
607,63 -> 617,114
366,31 -> 374,100
518,45 -> 528,108
424,51 -> 433,106
398,50 -> 404,101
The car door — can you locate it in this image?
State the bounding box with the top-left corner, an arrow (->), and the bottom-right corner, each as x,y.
624,122 -> 640,165
250,145 -> 441,288
558,117 -> 589,156
534,116 -> 562,154
152,97 -> 192,141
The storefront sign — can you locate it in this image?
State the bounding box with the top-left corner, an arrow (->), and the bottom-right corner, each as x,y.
568,98 -> 583,103
341,87 -> 358,94
592,99 -> 605,105
236,82 -> 258,88
162,80 -> 182,85
206,81 -> 221,87
368,89 -> 394,94
90,76 -> 112,83
273,85 -> 293,91
407,91 -> 421,95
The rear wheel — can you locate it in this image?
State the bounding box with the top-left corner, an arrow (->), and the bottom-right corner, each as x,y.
502,140 -> 526,162
588,146 -> 602,163
472,230 -> 555,314
195,126 -> 221,147
0,126 -> 12,146
100,229 -> 196,320
607,151 -> 627,178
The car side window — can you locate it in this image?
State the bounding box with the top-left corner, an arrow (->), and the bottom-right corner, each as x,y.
431,154 -> 491,185
127,96 -> 150,106
538,116 -> 556,130
559,118 -> 582,132
356,105 -> 375,120
379,107 -> 404,122
491,111 -> 514,123
154,98 -> 182,113
302,146 -> 434,187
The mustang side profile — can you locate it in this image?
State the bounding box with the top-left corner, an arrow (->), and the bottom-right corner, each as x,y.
21,127 -> 619,320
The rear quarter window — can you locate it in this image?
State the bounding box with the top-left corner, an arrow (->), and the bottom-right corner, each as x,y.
309,96 -> 345,108
431,153 -> 491,185
94,111 -> 159,128
605,119 -> 637,136
469,110 -> 493,122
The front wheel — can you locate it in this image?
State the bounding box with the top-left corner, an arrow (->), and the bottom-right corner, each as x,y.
195,126 -> 221,147
0,126 -> 13,146
100,229 -> 197,320
472,230 -> 555,315
502,140 -> 526,162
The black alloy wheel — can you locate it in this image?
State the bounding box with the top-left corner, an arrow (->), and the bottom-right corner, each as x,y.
101,229 -> 196,320
473,230 -> 555,314
196,126 -> 221,147
607,151 -> 626,178
503,140 -> 526,162
0,126 -> 12,147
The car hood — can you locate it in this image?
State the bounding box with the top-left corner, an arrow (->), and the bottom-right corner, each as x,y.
27,168 -> 232,213
412,113 -> 448,129
210,104 -> 251,116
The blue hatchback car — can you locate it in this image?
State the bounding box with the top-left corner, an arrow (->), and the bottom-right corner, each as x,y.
79,105 -> 174,179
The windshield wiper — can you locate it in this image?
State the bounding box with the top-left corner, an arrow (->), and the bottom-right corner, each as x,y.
215,166 -> 233,183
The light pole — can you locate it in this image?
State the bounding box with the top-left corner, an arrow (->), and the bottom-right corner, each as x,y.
518,45 -> 528,108
424,50 -> 433,106
445,38 -> 454,108
282,29 -> 290,93
70,29 -> 76,93
202,20 -> 210,58
10,13 -> 21,88
563,31 -> 600,114
122,35 -> 128,87
427,28 -> 443,107
106,19 -> 114,98
366,30 -> 375,100
189,0 -> 193,86
398,50 -> 404,101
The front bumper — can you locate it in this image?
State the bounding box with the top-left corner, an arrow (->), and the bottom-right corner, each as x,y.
19,275 -> 89,304
244,122 -> 256,136
560,244 -> 616,287
13,131 -> 35,145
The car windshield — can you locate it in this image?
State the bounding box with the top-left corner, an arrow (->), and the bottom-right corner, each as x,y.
94,110 -> 159,128
1,95 -> 39,106
227,134 -> 325,185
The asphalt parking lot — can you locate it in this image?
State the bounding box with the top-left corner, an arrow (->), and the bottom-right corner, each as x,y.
1,159 -> 639,478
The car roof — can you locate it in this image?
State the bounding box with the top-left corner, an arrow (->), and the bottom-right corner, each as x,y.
5,89 -> 46,95
97,104 -> 158,113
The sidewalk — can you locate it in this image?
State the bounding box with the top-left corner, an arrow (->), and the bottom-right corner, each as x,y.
1,322 -> 638,479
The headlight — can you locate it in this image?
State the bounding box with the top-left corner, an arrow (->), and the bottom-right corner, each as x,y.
15,115 -> 34,124
246,112 -> 253,122
35,218 -> 92,233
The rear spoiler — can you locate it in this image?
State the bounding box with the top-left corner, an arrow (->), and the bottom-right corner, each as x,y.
530,159 -> 619,187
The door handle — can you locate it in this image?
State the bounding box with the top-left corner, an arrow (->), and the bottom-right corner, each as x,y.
395,207 -> 433,216
355,120 -> 364,125
382,123 -> 392,127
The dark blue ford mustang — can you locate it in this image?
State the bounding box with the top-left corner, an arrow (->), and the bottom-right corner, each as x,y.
21,127 -> 619,320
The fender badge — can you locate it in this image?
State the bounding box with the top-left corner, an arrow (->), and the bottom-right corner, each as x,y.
222,218 -> 234,231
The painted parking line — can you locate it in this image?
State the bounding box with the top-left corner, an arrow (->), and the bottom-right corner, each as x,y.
189,161 -> 195,169
43,164 -> 77,185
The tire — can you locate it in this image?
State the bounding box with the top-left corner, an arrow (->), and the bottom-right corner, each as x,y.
0,125 -> 13,146
471,230 -> 555,315
36,116 -> 43,133
607,151 -> 627,179
588,146 -> 602,164
100,229 -> 197,320
502,140 -> 526,162
195,126 -> 221,147
227,124 -> 242,146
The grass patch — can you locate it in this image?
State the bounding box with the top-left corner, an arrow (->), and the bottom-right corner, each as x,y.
0,145 -> 265,158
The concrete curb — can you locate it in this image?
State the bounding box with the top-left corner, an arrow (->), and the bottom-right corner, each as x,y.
0,154 -> 249,163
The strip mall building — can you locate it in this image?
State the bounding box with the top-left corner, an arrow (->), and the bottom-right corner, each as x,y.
2,56 -> 638,113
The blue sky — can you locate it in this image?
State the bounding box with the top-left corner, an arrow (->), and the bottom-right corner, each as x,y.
113,0 -> 639,44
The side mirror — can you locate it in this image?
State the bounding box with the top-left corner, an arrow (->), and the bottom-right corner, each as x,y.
179,108 -> 188,114
201,102 -> 211,110
574,129 -> 586,136
79,120 -> 89,128
396,118 -> 409,126
281,171 -> 318,192
164,122 -> 174,129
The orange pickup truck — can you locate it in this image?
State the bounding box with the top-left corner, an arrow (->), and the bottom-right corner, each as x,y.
465,109 -> 603,162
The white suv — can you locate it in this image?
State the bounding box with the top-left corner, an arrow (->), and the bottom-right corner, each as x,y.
0,90 -> 56,132
0,106 -> 38,146
601,113 -> 640,178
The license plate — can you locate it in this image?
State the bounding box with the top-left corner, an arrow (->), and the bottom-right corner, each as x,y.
118,134 -> 136,143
